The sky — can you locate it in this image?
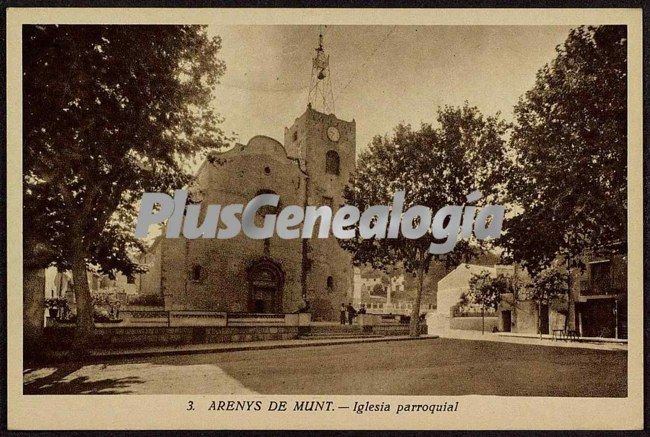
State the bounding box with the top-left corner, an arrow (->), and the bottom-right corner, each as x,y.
207,25 -> 574,154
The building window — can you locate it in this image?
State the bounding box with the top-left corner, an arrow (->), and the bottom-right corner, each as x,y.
264,165 -> 271,174
191,265 -> 202,281
325,150 -> 340,175
292,131 -> 298,142
590,260 -> 612,294
326,276 -> 334,290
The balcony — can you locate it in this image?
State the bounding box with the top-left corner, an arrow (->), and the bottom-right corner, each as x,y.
578,279 -> 624,297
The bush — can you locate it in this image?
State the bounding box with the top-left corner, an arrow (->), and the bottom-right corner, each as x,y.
45,297 -> 68,308
62,306 -> 120,323
128,294 -> 164,306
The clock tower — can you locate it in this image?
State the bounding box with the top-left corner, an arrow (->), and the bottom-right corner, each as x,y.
285,31 -> 357,209
283,105 -> 356,320
281,31 -> 357,321
284,105 -> 356,209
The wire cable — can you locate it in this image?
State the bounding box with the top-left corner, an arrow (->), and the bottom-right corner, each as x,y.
338,25 -> 398,96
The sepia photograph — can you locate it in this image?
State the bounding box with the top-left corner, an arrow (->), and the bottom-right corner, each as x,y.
6,6 -> 644,431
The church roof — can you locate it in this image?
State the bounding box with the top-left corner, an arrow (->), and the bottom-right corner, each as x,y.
204,134 -> 307,176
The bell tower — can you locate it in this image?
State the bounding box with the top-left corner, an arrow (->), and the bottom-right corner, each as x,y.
282,31 -> 357,321
284,103 -> 356,210
284,32 -> 356,209
307,33 -> 335,114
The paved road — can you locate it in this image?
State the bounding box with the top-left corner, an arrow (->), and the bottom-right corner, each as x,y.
24,338 -> 626,396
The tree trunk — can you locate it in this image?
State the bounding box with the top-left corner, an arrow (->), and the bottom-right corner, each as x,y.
481,305 -> 485,335
409,253 -> 425,337
566,258 -> 574,332
537,301 -> 542,339
24,267 -> 45,363
71,247 -> 94,354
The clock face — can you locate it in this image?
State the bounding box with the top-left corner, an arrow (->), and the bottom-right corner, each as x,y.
327,126 -> 340,142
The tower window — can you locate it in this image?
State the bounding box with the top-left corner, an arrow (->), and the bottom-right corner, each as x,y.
325,150 -> 340,175
326,276 -> 334,290
292,131 -> 298,142
191,265 -> 202,281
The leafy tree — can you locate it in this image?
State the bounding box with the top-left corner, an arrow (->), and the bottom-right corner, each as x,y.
502,26 -> 627,276
23,25 -> 228,352
341,104 -> 510,336
520,268 -> 569,336
457,291 -> 471,309
372,283 -> 387,297
467,271 -> 511,334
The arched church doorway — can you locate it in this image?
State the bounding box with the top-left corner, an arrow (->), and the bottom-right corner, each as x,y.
246,258 -> 284,313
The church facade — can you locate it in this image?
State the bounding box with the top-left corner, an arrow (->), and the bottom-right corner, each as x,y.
137,106 -> 356,321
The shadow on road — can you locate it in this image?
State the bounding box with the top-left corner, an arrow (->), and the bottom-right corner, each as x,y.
24,364 -> 144,394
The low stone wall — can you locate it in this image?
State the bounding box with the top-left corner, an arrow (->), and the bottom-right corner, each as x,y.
87,311 -> 311,328
372,324 -> 426,336
449,316 -> 499,332
44,325 -> 302,350
42,316 -> 422,352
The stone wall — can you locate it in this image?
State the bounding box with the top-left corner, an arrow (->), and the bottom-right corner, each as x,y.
135,107 -> 359,322
138,136 -> 306,315
449,316 -> 499,332
286,108 -> 356,321
503,301 -> 565,335
44,325 -> 302,350
372,324 -> 425,336
512,301 -> 540,333
42,319 -> 420,351
137,240 -> 162,297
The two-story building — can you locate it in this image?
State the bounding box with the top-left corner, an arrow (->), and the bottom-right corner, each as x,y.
573,243 -> 627,338
497,241 -> 627,339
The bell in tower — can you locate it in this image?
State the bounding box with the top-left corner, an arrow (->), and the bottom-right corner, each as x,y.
308,32 -> 335,114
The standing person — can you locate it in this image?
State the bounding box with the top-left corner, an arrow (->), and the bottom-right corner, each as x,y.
340,303 -> 346,325
346,303 -> 356,325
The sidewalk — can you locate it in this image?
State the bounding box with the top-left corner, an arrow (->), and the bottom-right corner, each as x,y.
85,334 -> 440,360
430,329 -> 627,351
497,331 -> 628,344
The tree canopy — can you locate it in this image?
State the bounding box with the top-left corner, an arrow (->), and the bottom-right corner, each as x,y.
340,104 -> 510,335
23,25 -> 229,346
467,271 -> 511,311
24,24 -> 228,273
502,26 -> 627,275
521,268 -> 569,305
341,104 -> 510,272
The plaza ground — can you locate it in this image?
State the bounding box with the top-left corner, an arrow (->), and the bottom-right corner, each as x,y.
24,337 -> 626,396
